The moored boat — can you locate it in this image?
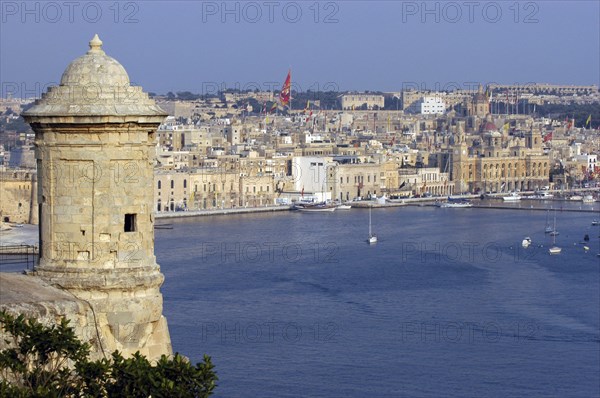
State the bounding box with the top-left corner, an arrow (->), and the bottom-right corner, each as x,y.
440,201 -> 473,208
367,206 -> 377,244
548,211 -> 561,255
544,210 -> 554,233
297,205 -> 336,212
549,246 -> 562,255
523,191 -> 554,200
294,201 -> 337,212
502,192 -> 522,202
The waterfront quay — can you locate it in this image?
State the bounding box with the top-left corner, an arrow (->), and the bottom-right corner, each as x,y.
468,203 -> 599,213
155,205 -> 290,219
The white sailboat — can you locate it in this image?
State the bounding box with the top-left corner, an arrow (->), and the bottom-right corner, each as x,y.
367,206 -> 377,244
548,212 -> 561,255
544,210 -> 554,234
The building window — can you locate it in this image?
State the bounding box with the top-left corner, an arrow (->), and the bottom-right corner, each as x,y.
124,214 -> 136,232
171,180 -> 174,189
158,180 -> 161,189
184,179 -> 187,188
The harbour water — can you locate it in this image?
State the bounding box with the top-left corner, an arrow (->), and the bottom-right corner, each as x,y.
156,202 -> 600,397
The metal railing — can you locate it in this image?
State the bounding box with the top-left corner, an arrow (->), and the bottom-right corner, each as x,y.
0,245 -> 38,272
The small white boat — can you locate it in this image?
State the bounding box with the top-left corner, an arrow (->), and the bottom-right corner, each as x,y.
524,191 -> 554,200
502,192 -> 522,202
549,246 -> 562,255
295,202 -> 337,212
522,237 -> 532,248
337,204 -> 352,210
548,212 -> 561,255
367,206 -> 377,244
440,201 -> 473,208
569,195 -> 583,201
582,195 -> 595,203
298,206 -> 336,212
592,220 -> 599,226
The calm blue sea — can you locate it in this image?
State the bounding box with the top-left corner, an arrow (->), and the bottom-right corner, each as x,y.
156,202 -> 600,398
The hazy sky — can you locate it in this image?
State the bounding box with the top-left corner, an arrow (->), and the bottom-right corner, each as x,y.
1,1 -> 599,96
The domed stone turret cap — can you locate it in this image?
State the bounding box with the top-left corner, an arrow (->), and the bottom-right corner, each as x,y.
23,34 -> 167,123
59,34 -> 130,87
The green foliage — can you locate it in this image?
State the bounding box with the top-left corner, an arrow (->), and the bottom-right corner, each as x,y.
0,310 -> 217,398
536,103 -> 600,129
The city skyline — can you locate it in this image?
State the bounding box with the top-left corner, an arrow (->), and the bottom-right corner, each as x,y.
1,1 -> 599,97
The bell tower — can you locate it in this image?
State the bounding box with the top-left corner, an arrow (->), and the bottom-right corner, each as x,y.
451,121 -> 469,194
22,35 -> 171,360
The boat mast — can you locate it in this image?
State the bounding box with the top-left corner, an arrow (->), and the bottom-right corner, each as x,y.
552,212 -> 557,245
369,206 -> 372,236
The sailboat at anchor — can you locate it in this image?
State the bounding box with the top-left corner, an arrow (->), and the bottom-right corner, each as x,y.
548,211 -> 561,255
368,205 -> 377,244
544,210 -> 554,234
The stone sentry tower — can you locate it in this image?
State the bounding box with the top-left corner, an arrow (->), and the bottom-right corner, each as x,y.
22,35 -> 172,360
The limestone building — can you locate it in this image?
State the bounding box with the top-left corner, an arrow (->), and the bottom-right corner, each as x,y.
450,119 -> 550,193
0,169 -> 37,224
18,35 -> 172,360
340,94 -> 385,110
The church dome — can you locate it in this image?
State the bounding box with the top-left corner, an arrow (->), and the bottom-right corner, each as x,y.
481,120 -> 498,132
480,113 -> 497,132
60,34 -> 130,87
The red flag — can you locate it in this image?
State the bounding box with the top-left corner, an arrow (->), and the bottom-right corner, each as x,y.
279,70 -> 291,107
543,132 -> 553,142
